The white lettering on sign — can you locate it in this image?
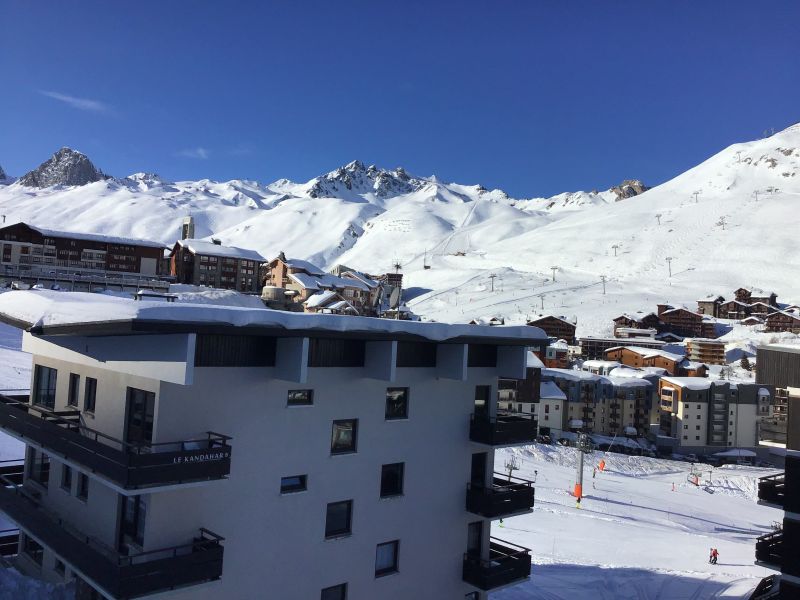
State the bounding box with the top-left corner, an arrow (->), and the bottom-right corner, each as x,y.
172,452 -> 231,465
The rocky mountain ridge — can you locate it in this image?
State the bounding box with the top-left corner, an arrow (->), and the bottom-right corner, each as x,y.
17,147 -> 108,188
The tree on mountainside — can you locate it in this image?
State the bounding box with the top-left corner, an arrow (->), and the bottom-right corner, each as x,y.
740,356 -> 752,371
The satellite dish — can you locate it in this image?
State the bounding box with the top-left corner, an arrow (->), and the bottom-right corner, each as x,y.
389,287 -> 401,309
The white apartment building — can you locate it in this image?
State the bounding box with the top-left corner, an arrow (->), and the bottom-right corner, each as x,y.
657,377 -> 768,451
0,290 -> 545,600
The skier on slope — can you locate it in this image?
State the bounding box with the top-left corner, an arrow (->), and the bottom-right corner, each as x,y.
711,548 -> 719,565
708,548 -> 714,564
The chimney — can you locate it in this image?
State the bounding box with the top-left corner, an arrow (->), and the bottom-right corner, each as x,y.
181,216 -> 195,240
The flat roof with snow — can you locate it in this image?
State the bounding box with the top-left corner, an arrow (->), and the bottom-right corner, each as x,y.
176,239 -> 265,261
18,223 -> 166,249
0,290 -> 547,344
660,376 -> 712,391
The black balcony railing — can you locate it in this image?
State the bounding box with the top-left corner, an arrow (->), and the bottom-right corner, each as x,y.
470,413 -> 536,446
0,476 -> 224,598
755,530 -> 782,571
0,395 -> 231,489
0,528 -> 18,557
462,537 -> 531,591
757,474 -> 785,509
466,473 -> 535,518
749,575 -> 780,600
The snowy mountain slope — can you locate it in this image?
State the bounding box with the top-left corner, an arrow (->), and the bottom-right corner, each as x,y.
1,125 -> 798,335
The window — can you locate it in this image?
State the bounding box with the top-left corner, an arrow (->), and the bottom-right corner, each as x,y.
27,448 -> 49,487
696,425 -> 701,430
22,535 -> 43,566
466,594 -> 480,600
288,389 -> 313,406
385,388 -> 409,420
32,365 -> 57,409
61,465 -> 72,492
555,405 -> 559,410
77,473 -> 89,501
67,373 -> 80,407
695,436 -> 700,441
683,435 -> 688,440
325,500 -> 352,538
545,405 -> 550,414
321,583 -> 347,600
54,559 -> 65,576
280,475 -> 308,494
380,463 -> 404,498
684,404 -> 689,409
331,420 -> 358,455
84,377 -> 97,413
697,404 -> 701,409
120,495 -> 147,550
375,540 -> 399,577
683,425 -> 688,430
697,415 -> 701,419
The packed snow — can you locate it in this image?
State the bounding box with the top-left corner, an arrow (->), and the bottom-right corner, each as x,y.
492,444 -> 782,600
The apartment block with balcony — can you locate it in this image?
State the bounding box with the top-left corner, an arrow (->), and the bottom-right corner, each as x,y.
0,290 -> 544,600
685,338 -> 726,366
657,378 -> 767,453
168,238 -> 264,293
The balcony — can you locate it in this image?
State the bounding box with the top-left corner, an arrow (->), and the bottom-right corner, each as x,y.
0,395 -> 232,490
0,476 -> 224,599
758,474 -> 785,510
755,530 -> 782,571
470,413 -> 535,446
462,537 -> 531,591
466,473 -> 535,518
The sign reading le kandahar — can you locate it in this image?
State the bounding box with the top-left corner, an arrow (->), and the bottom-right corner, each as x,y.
172,451 -> 231,464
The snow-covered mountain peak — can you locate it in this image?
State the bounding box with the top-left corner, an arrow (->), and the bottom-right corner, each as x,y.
17,147 -> 108,188
306,160 -> 426,199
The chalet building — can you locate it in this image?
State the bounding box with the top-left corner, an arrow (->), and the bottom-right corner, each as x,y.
685,338 -> 726,366
263,254 -> 379,316
612,312 -> 661,337
658,306 -> 705,338
735,287 -> 778,307
741,316 -> 764,326
0,290 -> 544,600
615,327 -> 658,340
542,341 -> 569,369
603,346 -> 707,378
579,336 -> 666,361
537,380 -> 567,437
657,378 -> 766,451
470,317 -> 505,326
0,222 -> 167,290
696,295 -> 725,318
766,311 -> 800,334
526,315 -> 576,345
718,300 -> 751,320
169,238 -> 264,293
748,302 -> 775,316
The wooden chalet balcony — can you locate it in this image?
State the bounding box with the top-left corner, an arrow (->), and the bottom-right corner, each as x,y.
466,473 -> 535,518
757,474 -> 785,509
0,474 -> 224,599
0,395 -> 231,490
755,530 -> 782,571
469,413 -> 536,446
462,537 -> 531,591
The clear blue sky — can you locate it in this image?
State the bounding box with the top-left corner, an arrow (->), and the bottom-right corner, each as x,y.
1,0 -> 798,197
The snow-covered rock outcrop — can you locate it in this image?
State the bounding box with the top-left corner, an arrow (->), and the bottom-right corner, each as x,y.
17,147 -> 108,188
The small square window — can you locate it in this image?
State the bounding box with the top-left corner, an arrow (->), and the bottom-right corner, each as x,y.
696,404 -> 701,409
288,390 -> 313,406
321,583 -> 347,600
683,425 -> 688,430
325,500 -> 352,538
331,420 -> 358,455
683,435 -> 688,440
385,388 -> 409,420
696,425 -> 700,430
375,540 -> 399,577
696,415 -> 701,419
380,463 -> 404,498
695,436 -> 700,441
280,475 -> 307,494
61,465 -> 72,492
76,473 -> 89,501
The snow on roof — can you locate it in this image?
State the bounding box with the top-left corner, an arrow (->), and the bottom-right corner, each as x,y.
605,376 -> 651,387
682,360 -> 706,370
544,368 -> 605,382
529,314 -> 575,326
526,351 -> 544,369
177,238 -> 265,261
304,290 -> 338,308
582,360 -> 621,369
696,294 -> 724,302
550,339 -> 569,349
282,257 -> 325,275
622,346 -> 686,361
27,224 -> 165,249
327,300 -> 355,311
758,388 -> 771,396
342,270 -> 379,289
540,380 -> 566,400
0,290 -> 547,343
288,272 -> 320,291
660,376 -> 712,391
661,306 -> 702,317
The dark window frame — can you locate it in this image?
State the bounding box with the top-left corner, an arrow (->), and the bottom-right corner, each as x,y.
375,540 -> 399,577
324,500 -> 353,539
83,377 -> 97,413
280,474 -> 308,494
27,448 -> 50,488
385,388 -> 409,420
32,365 -> 57,410
287,389 -> 314,407
60,464 -> 72,492
67,373 -> 80,408
380,463 -> 404,498
22,534 -> 43,566
76,472 -> 89,501
321,583 -> 347,600
331,419 -> 358,455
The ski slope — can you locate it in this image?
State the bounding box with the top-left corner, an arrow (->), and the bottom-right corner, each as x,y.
493,445 -> 782,600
